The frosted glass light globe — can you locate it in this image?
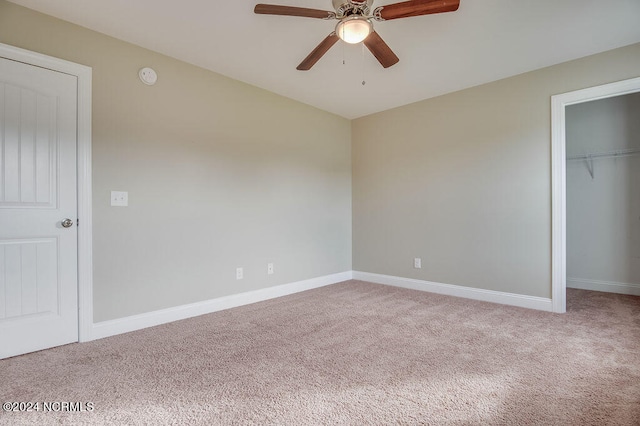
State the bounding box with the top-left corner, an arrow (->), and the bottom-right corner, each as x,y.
336,16 -> 372,44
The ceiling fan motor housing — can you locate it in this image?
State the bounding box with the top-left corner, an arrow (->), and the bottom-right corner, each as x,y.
333,0 -> 373,18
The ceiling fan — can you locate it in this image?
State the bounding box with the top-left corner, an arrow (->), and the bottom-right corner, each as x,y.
254,0 -> 460,70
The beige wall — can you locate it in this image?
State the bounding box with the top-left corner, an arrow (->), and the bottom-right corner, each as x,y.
566,93 -> 640,286
0,1 -> 352,322
352,43 -> 640,298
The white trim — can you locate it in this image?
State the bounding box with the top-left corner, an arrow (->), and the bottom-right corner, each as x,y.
0,44 -> 93,342
91,271 -> 353,340
567,277 -> 640,296
353,271 -> 553,312
551,76 -> 640,313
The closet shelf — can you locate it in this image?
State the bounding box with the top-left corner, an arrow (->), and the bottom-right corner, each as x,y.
566,148 -> 640,179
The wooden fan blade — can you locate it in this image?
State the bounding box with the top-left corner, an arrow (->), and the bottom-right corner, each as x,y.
254,4 -> 334,19
297,33 -> 339,71
363,31 -> 399,68
376,0 -> 459,21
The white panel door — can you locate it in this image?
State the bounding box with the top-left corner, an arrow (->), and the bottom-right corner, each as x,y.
0,56 -> 78,359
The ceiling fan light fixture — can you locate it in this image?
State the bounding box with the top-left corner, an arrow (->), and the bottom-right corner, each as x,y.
335,16 -> 372,44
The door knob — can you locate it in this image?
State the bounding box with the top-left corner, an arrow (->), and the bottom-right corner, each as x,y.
61,218 -> 74,228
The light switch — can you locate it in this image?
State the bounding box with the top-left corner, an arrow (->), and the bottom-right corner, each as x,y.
111,191 -> 128,207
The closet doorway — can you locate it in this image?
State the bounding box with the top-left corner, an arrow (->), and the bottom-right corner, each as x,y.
551,77 -> 640,313
565,93 -> 640,296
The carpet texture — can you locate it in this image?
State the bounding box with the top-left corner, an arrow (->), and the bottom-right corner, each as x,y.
1,280 -> 639,425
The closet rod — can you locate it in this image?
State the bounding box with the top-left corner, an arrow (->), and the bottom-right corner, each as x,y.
566,148 -> 640,161
566,148 -> 640,179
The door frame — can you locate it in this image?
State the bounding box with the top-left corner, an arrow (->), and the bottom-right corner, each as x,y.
551,76 -> 640,313
0,42 -> 93,341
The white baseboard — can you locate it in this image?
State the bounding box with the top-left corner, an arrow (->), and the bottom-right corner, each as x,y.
352,271 -> 553,312
567,277 -> 640,296
91,271 -> 353,341
91,269 -> 556,341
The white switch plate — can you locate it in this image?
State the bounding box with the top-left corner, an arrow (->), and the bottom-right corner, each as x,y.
267,263 -> 274,275
236,267 -> 243,280
414,258 -> 422,269
111,191 -> 128,207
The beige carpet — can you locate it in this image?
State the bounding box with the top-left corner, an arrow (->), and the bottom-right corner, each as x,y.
1,280 -> 639,425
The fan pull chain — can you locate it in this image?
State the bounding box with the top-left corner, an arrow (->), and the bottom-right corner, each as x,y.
361,43 -> 366,86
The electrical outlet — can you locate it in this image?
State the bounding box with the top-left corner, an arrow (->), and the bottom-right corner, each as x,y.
414,258 -> 422,269
267,263 -> 274,275
236,267 -> 243,280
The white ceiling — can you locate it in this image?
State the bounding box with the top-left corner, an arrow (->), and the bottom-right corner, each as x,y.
8,0 -> 640,119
